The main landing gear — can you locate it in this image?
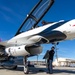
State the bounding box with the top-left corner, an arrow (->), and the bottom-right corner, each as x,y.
23,56 -> 29,74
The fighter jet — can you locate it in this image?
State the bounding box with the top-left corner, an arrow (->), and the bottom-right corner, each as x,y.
0,0 -> 75,74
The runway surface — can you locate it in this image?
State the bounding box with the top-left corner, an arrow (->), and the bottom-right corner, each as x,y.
0,65 -> 75,75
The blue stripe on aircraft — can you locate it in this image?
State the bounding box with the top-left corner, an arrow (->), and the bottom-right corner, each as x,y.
39,21 -> 68,36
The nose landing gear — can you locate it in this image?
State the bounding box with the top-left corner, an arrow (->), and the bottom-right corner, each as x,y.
23,56 -> 29,74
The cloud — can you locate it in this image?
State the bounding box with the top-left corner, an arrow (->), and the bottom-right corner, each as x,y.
0,5 -> 23,24
1,5 -> 12,13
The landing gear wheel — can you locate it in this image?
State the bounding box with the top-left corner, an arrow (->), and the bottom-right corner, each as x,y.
23,56 -> 29,74
24,65 -> 29,74
2,65 -> 17,70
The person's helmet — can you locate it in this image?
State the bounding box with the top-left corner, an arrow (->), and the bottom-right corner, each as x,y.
51,46 -> 55,49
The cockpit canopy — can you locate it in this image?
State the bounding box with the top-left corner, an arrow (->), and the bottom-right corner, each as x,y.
15,0 -> 54,35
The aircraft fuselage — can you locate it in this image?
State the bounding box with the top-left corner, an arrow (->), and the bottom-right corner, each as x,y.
8,19 -> 75,45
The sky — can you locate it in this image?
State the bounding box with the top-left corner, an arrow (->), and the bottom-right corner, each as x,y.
0,0 -> 75,61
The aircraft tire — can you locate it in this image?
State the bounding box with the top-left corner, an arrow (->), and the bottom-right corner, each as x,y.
2,65 -> 17,70
24,65 -> 29,74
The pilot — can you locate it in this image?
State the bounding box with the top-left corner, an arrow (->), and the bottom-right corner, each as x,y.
41,20 -> 48,25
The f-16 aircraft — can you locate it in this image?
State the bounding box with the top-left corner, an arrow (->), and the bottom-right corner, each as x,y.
0,0 -> 75,74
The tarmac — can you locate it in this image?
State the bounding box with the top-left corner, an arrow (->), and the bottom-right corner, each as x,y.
0,65 -> 75,75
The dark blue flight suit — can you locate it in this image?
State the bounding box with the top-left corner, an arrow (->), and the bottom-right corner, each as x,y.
47,49 -> 55,74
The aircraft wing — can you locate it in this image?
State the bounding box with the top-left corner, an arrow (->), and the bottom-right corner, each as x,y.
0,41 -> 9,47
0,40 -> 17,47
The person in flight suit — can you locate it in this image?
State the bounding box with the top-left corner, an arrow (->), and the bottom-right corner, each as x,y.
47,46 -> 55,74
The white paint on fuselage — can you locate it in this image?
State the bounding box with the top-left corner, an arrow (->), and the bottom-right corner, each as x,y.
8,19 -> 75,46
54,19 -> 75,40
8,22 -> 57,45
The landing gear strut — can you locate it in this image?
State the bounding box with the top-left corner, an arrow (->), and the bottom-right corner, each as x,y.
23,56 -> 29,74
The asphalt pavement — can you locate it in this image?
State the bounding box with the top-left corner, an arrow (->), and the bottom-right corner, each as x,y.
0,65 -> 75,75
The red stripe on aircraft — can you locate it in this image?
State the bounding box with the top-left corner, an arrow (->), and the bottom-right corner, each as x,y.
73,25 -> 75,26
